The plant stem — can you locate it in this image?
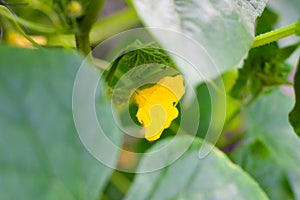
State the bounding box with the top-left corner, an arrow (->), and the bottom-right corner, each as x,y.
75,31 -> 91,55
223,108 -> 241,131
252,23 -> 297,48
90,7 -> 139,46
110,171 -> 131,194
0,5 -> 67,34
75,0 -> 105,55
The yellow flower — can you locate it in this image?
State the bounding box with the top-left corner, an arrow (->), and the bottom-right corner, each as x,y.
67,1 -> 83,18
7,32 -> 46,49
134,75 -> 185,141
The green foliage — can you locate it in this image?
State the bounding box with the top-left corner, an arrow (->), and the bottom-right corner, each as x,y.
296,18 -> 300,36
0,45 -> 121,200
230,8 -> 299,104
289,59 -> 300,136
235,89 -> 300,199
230,42 -> 299,103
105,41 -> 180,107
232,140 -> 295,199
125,136 -> 268,200
250,92 -> 300,172
0,1 -> 300,200
256,8 -> 279,34
131,0 -> 268,83
105,41 -> 177,89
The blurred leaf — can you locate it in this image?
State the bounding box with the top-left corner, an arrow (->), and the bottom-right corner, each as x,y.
268,0 -> 300,30
296,19 -> 300,36
195,83 -> 212,138
0,46 -> 121,200
131,0 -> 267,84
246,90 -> 300,172
230,42 -> 299,102
255,8 -> 279,34
125,136 -> 268,200
230,8 -> 299,103
243,89 -> 300,199
232,140 -> 294,199
267,0 -> 300,81
287,171 -> 300,199
289,59 -> 300,136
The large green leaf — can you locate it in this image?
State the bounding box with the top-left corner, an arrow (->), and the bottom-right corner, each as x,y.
131,0 -> 267,82
232,140 -> 295,199
125,136 -> 268,200
0,46 -> 121,199
239,90 -> 300,199
246,90 -> 300,173
289,59 -> 300,136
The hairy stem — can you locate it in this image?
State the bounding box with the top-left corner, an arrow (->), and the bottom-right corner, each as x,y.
252,23 -> 297,48
75,0 -> 105,55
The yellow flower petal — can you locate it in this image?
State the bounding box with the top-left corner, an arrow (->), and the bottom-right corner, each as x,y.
134,75 -> 185,141
7,32 -> 46,49
157,75 -> 185,101
7,32 -> 32,48
144,104 -> 166,141
67,1 -> 83,18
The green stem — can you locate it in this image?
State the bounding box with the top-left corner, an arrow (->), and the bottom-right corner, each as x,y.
252,23 -> 297,48
90,7 -> 139,46
0,5 -> 69,34
75,0 -> 105,55
223,108 -> 241,131
75,32 -> 91,55
110,171 -> 131,194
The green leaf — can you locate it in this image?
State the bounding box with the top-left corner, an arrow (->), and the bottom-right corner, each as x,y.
104,41 -> 181,106
255,8 -> 279,35
105,41 -> 177,88
243,89 -> 300,198
230,8 -> 300,103
125,136 -> 268,200
296,18 -> 300,36
246,90 -> 300,172
0,46 -> 121,199
131,0 -> 267,82
230,42 -> 299,102
231,86 -> 300,199
289,59 -> 300,136
232,140 -> 295,199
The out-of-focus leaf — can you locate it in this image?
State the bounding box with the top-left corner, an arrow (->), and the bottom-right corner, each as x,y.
289,59 -> 300,136
296,18 -> 300,36
230,8 -> 299,103
268,0 -> 300,35
255,8 -> 279,34
242,89 -> 300,199
230,42 -> 299,102
195,83 -> 212,138
131,0 -> 267,84
0,46 -> 121,200
232,140 -> 294,199
246,90 -> 300,172
125,136 -> 268,200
